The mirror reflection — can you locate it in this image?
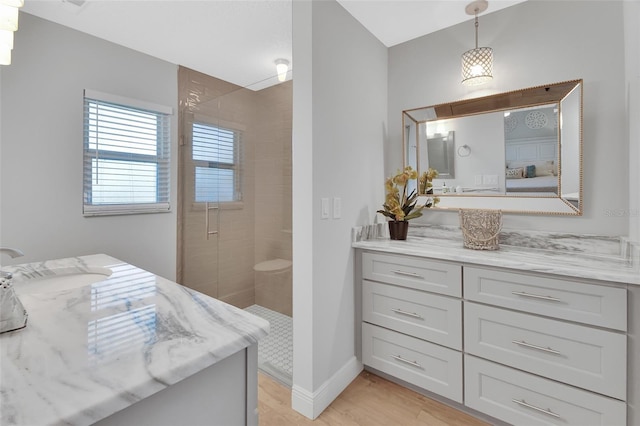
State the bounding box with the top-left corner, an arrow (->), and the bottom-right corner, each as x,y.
504,105 -> 558,195
403,80 -> 582,215
423,131 -> 455,179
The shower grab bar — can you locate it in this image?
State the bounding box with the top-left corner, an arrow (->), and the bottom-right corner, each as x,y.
205,202 -> 219,240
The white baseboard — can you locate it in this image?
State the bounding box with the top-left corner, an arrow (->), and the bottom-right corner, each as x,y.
291,356 -> 363,419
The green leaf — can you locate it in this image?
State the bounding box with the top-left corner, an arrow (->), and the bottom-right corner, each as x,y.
404,209 -> 424,220
376,209 -> 395,220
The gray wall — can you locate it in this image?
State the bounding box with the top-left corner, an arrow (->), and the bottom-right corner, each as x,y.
388,1 -> 629,236
0,14 -> 178,279
292,0 -> 387,418
624,0 -> 640,242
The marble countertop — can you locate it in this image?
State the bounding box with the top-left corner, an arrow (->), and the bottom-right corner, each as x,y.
352,225 -> 640,285
0,254 -> 269,426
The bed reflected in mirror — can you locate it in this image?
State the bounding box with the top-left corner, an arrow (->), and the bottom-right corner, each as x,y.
504,104 -> 559,196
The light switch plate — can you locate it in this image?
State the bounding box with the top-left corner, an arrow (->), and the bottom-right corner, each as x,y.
321,198 -> 329,219
484,175 -> 499,186
333,197 -> 341,219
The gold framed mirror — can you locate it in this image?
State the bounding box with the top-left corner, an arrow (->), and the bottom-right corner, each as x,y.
403,79 -> 583,215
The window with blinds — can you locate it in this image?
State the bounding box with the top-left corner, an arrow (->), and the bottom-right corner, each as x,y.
83,90 -> 172,216
192,122 -> 242,203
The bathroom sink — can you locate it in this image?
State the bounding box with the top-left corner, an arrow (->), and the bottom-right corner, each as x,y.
14,267 -> 113,294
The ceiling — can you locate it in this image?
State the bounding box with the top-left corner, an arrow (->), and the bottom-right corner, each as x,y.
21,0 -> 525,91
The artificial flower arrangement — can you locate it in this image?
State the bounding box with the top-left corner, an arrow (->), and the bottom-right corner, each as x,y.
419,167 -> 439,195
377,166 -> 439,223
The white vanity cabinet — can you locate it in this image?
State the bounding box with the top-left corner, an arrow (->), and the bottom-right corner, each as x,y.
465,355 -> 627,426
362,252 -> 461,297
463,266 -> 627,330
464,266 -> 627,425
361,252 -> 463,402
358,249 -> 630,426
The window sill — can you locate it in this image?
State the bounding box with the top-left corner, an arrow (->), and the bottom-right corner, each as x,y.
83,203 -> 171,217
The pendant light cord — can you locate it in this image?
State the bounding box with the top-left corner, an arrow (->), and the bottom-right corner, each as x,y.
474,13 -> 479,49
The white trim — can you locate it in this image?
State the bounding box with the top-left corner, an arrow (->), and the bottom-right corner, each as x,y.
84,89 -> 173,115
291,356 -> 362,420
83,203 -> 171,217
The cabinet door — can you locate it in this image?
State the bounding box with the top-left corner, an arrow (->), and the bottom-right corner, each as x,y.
465,355 -> 626,426
362,252 -> 461,297
362,323 -> 463,403
464,266 -> 627,330
363,280 -> 462,350
464,302 -> 627,400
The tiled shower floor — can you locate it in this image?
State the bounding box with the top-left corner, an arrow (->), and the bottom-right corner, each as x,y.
245,304 -> 293,387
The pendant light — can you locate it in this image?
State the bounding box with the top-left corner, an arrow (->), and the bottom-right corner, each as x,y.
461,0 -> 493,86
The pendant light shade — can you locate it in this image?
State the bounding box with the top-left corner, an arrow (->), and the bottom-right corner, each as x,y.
461,0 -> 493,86
461,46 -> 493,86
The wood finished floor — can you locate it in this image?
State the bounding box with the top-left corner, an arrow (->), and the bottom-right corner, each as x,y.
258,371 -> 490,426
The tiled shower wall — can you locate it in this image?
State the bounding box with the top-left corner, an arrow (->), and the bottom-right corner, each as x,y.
254,82 -> 293,266
254,82 -> 293,316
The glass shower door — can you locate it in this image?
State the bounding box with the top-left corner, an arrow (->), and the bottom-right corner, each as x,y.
178,68 -> 256,308
177,110 -> 221,300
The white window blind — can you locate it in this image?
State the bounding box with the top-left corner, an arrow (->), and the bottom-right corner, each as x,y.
192,122 -> 242,203
83,90 -> 172,216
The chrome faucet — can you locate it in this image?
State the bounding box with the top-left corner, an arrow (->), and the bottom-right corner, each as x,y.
0,247 -> 28,334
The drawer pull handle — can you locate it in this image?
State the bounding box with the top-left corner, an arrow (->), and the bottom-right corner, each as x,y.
391,308 -> 423,319
391,354 -> 422,369
512,291 -> 562,303
512,340 -> 562,355
512,399 -> 561,419
391,270 -> 424,279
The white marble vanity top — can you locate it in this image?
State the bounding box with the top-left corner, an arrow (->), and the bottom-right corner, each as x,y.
353,225 -> 640,285
0,254 -> 269,426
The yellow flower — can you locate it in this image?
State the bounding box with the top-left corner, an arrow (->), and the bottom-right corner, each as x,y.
384,178 -> 394,191
418,168 -> 440,195
377,165 -> 438,223
392,172 -> 408,186
385,195 -> 399,209
390,205 -> 405,221
425,167 -> 439,180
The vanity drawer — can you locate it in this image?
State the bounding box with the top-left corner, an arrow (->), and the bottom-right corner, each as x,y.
465,355 -> 626,426
464,302 -> 626,400
362,252 -> 461,297
464,266 -> 627,331
363,280 -> 462,350
362,322 -> 463,403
